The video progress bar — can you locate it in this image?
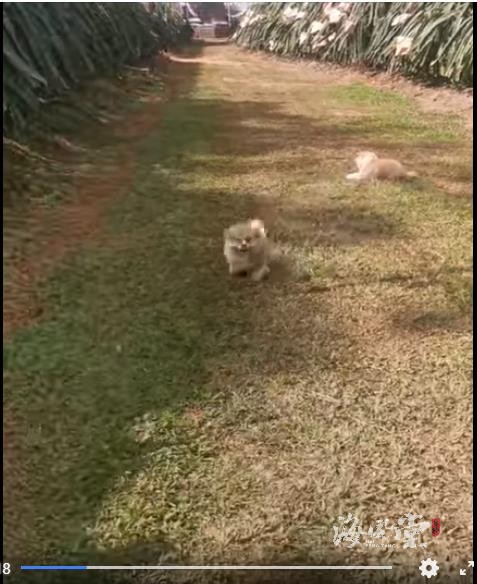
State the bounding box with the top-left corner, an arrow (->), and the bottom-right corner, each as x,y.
21,565 -> 393,571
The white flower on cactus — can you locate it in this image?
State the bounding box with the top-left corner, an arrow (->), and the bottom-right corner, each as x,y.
395,35 -> 413,56
392,13 -> 412,27
240,10 -> 253,27
310,20 -> 326,34
282,6 -> 299,22
329,8 -> 344,24
338,2 -> 352,13
299,31 -> 309,45
282,6 -> 306,22
313,39 -> 328,49
324,5 -> 343,23
343,18 -> 356,33
248,14 -> 263,25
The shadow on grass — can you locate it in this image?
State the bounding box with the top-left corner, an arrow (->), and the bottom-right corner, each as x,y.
389,268 -> 473,335
271,203 -> 399,248
172,90 -> 469,200
3,40 -> 207,570
392,308 -> 471,334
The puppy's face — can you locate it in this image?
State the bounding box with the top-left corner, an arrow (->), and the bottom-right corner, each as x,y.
356,151 -> 378,171
224,219 -> 266,253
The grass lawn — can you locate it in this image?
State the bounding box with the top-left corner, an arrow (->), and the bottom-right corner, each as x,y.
3,42 -> 472,584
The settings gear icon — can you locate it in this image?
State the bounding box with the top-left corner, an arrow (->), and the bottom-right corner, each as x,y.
419,558 -> 439,578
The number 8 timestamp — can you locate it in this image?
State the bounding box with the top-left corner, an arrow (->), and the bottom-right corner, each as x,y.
2,563 -> 11,575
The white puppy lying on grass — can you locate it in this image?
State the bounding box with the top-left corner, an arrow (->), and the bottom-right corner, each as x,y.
346,151 -> 417,184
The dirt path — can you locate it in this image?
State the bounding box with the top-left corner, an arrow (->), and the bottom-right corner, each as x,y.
3,42 -> 472,583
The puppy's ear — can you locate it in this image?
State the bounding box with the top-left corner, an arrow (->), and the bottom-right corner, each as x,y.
249,218 -> 266,236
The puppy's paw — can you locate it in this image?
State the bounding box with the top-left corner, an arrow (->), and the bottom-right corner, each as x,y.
228,264 -> 248,277
251,265 -> 270,282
